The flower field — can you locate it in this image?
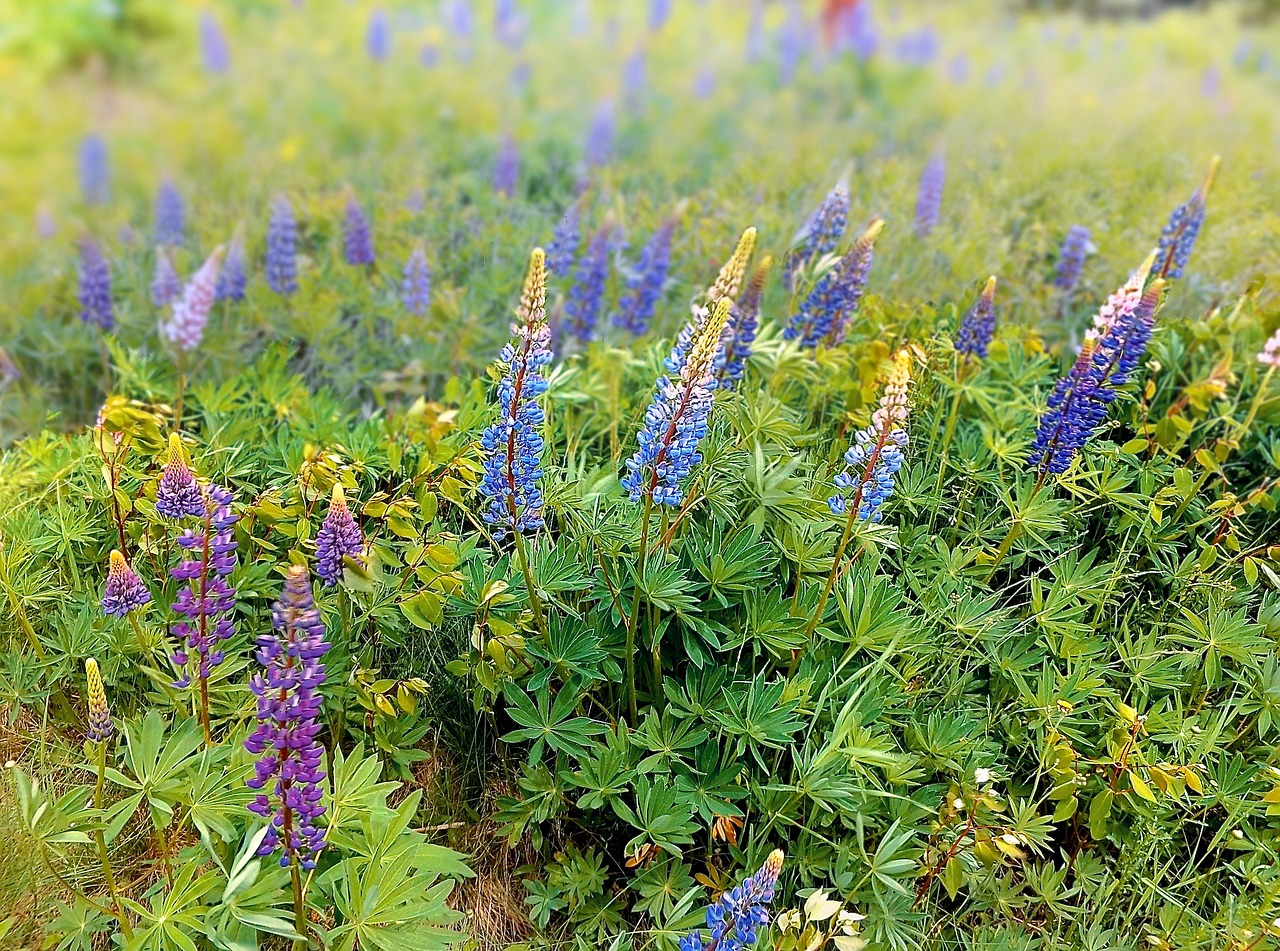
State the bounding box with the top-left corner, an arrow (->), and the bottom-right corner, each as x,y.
2,1 -> 1280,949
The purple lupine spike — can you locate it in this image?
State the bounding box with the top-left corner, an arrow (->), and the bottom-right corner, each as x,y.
420,42 -> 439,67
152,246 -> 181,309
401,246 -> 431,316
480,249 -> 552,540
78,236 -> 115,331
366,8 -> 391,61
584,101 -> 616,170
1153,156 -> 1219,280
245,565 -> 330,871
914,152 -> 946,237
154,180 -> 186,248
215,229 -> 248,302
693,65 -> 716,99
266,195 -> 299,296
649,0 -> 672,31
776,0 -> 809,85
745,0 -> 765,62
833,1 -> 877,59
315,484 -> 364,586
786,182 -> 849,288
494,0 -> 527,49
1029,261 -> 1165,476
161,246 -> 224,353
510,60 -> 531,93
547,204 -> 581,277
784,219 -> 883,350
565,225 -> 611,342
493,134 -> 520,199
157,434 -> 208,519
79,134 -> 109,205
719,256 -> 772,389
955,276 -> 998,360
343,194 -> 375,266
102,550 -> 152,617
200,10 -> 230,74
444,0 -> 474,39
948,53 -> 970,84
1054,225 -> 1091,292
169,481 -> 239,691
623,48 -> 647,110
679,850 -> 785,951
85,659 -> 113,744
613,217 -> 675,335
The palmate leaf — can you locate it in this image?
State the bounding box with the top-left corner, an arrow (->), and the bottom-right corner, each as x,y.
685,523 -> 775,607
524,614 -> 620,690
713,673 -> 804,769
206,827 -> 300,950
635,559 -> 700,616
501,683 -> 608,762
121,859 -> 222,951
611,774 -> 700,858
107,710 -> 204,828
630,708 -> 708,773
569,724 -> 638,810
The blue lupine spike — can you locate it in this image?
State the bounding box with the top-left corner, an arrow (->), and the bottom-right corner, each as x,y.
623,48 -> 647,110
154,180 -> 186,248
494,0 -> 527,49
547,204 -> 581,277
786,182 -> 848,288
78,236 -> 114,331
1054,225 -> 1091,292
565,225 -> 611,342
79,134 -> 109,205
1153,156 -> 1219,280
493,134 -> 520,199
366,8 -> 391,61
266,195 -> 298,296
784,219 -> 883,349
718,256 -> 772,389
152,247 -> 181,309
200,10 -> 230,74
649,0 -> 672,31
828,350 -> 912,522
585,100 -> 615,169
915,151 -> 945,236
215,229 -> 248,302
613,217 -> 675,336
679,850 -> 784,951
955,276 -> 998,360
480,250 -> 553,540
343,194 -> 375,266
401,245 -> 431,316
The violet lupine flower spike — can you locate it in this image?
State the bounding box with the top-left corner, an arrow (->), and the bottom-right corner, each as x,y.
1029,259 -> 1165,477
156,433 -> 207,518
547,203 -> 581,277
246,565 -> 331,872
955,276 -> 998,361
401,245 -> 431,316
266,195 -> 299,296
79,134 -> 109,205
585,100 -> 616,170
154,180 -> 186,248
480,249 -> 552,541
343,194 -> 375,267
565,225 -> 611,343
493,134 -> 519,199
785,183 -> 848,288
85,658 -> 114,744
829,348 -> 913,522
216,228 -> 248,302
613,218 -> 675,335
1153,155 -> 1220,280
315,484 -> 364,586
1054,225 -> 1091,292
103,550 -> 151,616
78,237 -> 115,331
719,255 -> 772,389
366,8 -> 391,61
200,10 -> 231,74
161,246 -> 224,353
679,850 -> 785,951
152,246 -> 180,309
783,219 -> 883,350
914,151 -> 946,237
169,480 -> 239,743
622,297 -> 734,508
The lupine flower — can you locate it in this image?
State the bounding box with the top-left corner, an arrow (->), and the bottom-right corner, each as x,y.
79,134 -> 109,205
480,249 -> 552,540
215,228 -> 248,302
78,237 -> 114,331
1259,328 -> 1280,369
161,246 -> 224,353
777,0 -> 808,85
366,8 -> 391,61
156,433 -> 207,519
915,152 -> 945,236
719,255 -> 772,388
829,348 -> 912,522
420,42 -> 439,67
85,658 -> 113,743
786,183 -> 848,288
266,195 -> 298,296
103,550 -> 151,617
154,180 -> 186,248
565,226 -> 611,342
343,194 -> 375,266
547,204 -> 581,277
246,565 -> 330,871
444,0 -> 474,38
200,10 -> 230,74
585,101 -> 616,169
622,297 -> 733,508
679,850 -> 785,951
1153,156 -> 1219,280
315,484 -> 364,586
152,246 -> 181,309
649,0 -> 672,31
955,276 -> 998,360
1029,260 -> 1165,475
623,48 -> 647,109
401,245 -> 431,316
494,0 -> 527,49
693,65 -> 716,99
1054,225 -> 1091,292
704,227 -> 758,307
895,26 -> 940,66
832,2 -> 877,59
493,134 -> 520,199
784,219 -> 883,349
613,218 -> 675,335
169,480 -> 239,690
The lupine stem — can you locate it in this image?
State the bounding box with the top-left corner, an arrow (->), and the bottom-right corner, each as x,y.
511,527 -> 547,641
91,740 -> 132,938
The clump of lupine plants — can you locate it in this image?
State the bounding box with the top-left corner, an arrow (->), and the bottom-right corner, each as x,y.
2,3 -> 1280,951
